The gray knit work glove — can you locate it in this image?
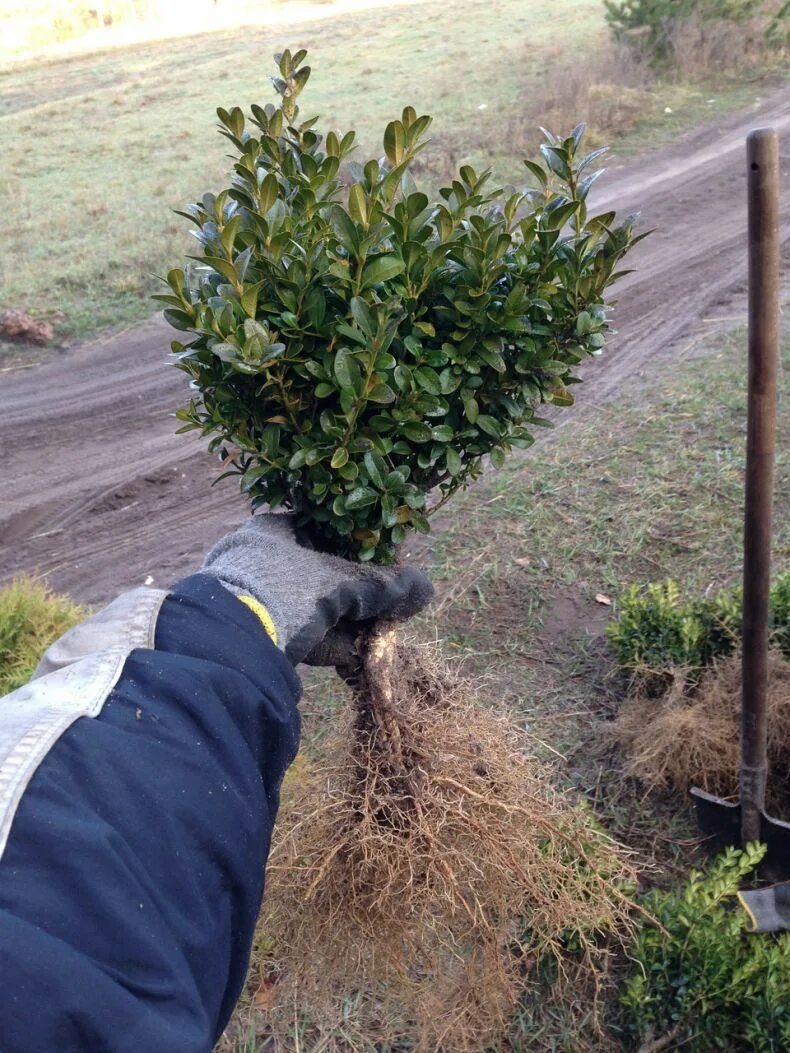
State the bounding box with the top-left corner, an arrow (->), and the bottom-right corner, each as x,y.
202,514 -> 434,668
738,881 -> 790,934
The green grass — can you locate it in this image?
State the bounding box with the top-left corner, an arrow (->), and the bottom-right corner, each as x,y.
0,577 -> 85,694
0,0 -> 784,348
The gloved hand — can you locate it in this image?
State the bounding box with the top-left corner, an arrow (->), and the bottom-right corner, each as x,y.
202,514 -> 434,668
738,881 -> 790,933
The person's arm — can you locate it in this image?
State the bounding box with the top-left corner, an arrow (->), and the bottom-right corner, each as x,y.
0,516 -> 432,1053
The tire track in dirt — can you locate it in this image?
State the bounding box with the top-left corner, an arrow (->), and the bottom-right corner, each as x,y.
1,90 -> 788,605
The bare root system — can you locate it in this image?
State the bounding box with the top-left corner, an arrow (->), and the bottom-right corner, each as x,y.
255,636 -> 637,1051
613,649 -> 790,805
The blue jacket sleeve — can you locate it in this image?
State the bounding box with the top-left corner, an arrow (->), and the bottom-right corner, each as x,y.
0,574 -> 301,1053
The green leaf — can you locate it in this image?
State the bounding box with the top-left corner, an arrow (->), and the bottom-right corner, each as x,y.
549,385 -> 574,406
348,183 -> 367,226
220,214 -> 242,255
431,425 -> 453,442
345,486 -> 378,510
364,452 -> 387,488
490,447 -> 506,469
476,414 -> 500,437
415,366 -> 442,395
330,448 -> 349,469
462,393 -> 479,423
361,255 -> 405,288
210,341 -> 239,362
350,297 -> 375,337
575,310 -> 594,335
241,281 -> 263,318
259,173 -> 279,215
523,159 -> 548,188
414,320 -> 435,337
339,461 -> 359,481
200,256 -> 238,284
163,308 -> 194,331
331,206 -> 360,254
367,382 -> 396,404
445,446 -> 462,477
402,421 -> 432,443
543,199 -> 581,231
479,345 -> 506,372
305,287 -> 326,329
334,348 -> 360,393
383,120 -> 405,165
166,267 -> 185,293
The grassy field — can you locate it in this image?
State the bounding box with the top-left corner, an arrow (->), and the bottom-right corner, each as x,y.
0,0 -> 783,348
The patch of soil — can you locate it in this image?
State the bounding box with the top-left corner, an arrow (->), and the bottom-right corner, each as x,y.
538,587 -> 612,647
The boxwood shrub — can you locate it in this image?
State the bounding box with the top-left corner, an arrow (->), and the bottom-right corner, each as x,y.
162,50 -> 642,561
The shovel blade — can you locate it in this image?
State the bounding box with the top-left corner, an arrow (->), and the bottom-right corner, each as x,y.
690,787 -> 790,880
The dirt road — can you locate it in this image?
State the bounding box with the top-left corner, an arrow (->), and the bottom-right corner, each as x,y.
1,92 -> 788,606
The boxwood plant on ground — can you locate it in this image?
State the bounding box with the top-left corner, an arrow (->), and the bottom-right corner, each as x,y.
163,52 -> 644,1050
163,49 -> 642,562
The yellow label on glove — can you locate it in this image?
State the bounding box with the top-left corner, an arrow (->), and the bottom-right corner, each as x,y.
237,595 -> 279,646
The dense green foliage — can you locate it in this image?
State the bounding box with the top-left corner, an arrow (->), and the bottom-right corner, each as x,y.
608,572 -> 790,681
604,0 -> 784,59
0,578 -> 84,695
619,843 -> 790,1051
164,50 -> 640,561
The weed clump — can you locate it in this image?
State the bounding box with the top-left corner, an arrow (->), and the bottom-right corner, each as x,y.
607,574 -> 790,802
256,641 -> 636,1050
0,577 -> 85,695
605,0 -> 788,73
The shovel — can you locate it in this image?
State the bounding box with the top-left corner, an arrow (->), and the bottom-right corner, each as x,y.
689,127 -> 790,879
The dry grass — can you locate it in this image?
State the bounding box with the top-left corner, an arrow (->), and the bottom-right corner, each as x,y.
667,10 -> 786,80
613,649 -> 790,803
510,41 -> 653,152
238,640 -> 637,1052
